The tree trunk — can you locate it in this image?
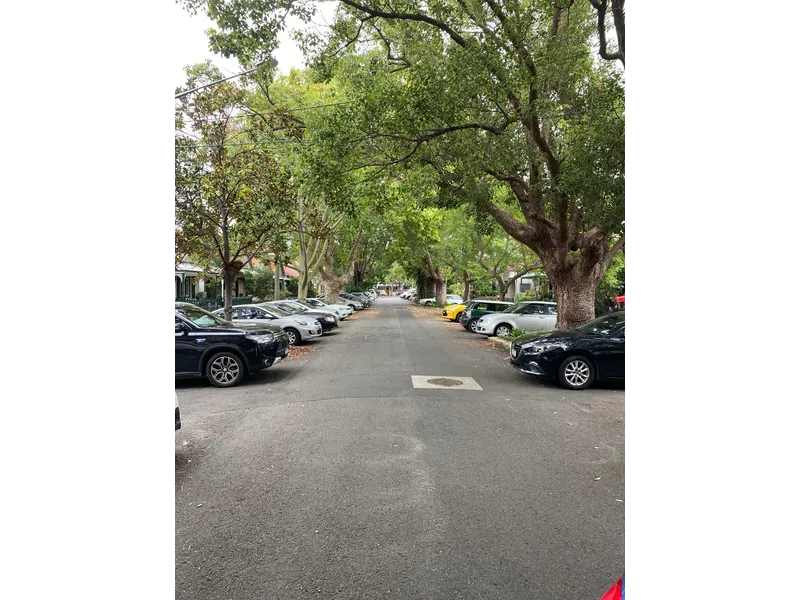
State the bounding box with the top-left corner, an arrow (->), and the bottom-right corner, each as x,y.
551,273 -> 601,329
462,271 -> 471,301
434,274 -> 446,305
322,279 -> 348,304
298,268 -> 310,301
273,257 -> 282,300
222,265 -> 237,321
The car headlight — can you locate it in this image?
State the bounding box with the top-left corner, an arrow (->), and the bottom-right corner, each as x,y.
324,316 -> 335,322
521,342 -> 564,355
301,320 -> 316,327
246,333 -> 275,344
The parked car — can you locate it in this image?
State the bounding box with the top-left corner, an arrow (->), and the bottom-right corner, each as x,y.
304,297 -> 354,317
460,300 -> 515,332
474,301 -> 558,337
509,312 -> 625,390
338,295 -> 365,310
281,298 -> 346,320
442,301 -> 468,322
400,288 -> 416,299
341,292 -> 370,307
175,303 -> 290,388
169,392 -> 181,433
266,301 -> 339,332
419,294 -> 463,307
212,304 -> 322,346
348,292 -> 372,306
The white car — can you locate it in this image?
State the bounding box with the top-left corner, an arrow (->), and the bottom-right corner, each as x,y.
276,299 -> 341,322
474,301 -> 558,337
303,297 -> 353,318
419,294 -> 463,306
213,304 -> 322,346
400,288 -> 416,299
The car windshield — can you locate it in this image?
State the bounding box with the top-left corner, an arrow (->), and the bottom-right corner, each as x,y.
576,313 -> 625,335
177,305 -> 230,327
269,303 -> 296,315
256,305 -> 283,318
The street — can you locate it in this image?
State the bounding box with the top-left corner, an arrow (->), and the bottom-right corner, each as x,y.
176,296 -> 625,599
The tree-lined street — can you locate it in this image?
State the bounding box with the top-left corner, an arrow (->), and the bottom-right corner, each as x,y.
176,297 -> 624,599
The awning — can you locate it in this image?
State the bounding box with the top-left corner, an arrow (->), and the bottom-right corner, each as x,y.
615,295 -> 625,304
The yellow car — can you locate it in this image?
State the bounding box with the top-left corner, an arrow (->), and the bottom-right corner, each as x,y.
442,302 -> 468,322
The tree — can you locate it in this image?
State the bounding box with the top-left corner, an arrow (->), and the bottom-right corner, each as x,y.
475,231 -> 543,302
175,63 -> 298,319
183,0 -> 625,327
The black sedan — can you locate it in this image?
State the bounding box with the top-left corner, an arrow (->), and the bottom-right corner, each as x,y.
266,301 -> 338,333
509,312 -> 624,390
175,303 -> 290,388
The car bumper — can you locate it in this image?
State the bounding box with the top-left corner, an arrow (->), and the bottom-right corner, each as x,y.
474,324 -> 493,335
301,327 -> 323,340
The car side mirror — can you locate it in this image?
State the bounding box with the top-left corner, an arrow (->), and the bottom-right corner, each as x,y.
175,322 -> 187,334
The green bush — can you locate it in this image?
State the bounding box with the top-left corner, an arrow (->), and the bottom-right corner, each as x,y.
280,290 -> 293,299
510,328 -> 548,340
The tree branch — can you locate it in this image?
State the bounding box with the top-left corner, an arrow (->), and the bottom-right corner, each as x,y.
338,0 -> 468,47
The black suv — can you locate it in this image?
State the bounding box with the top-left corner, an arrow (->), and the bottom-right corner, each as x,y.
175,303 -> 290,388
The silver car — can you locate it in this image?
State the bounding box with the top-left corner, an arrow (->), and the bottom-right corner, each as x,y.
474,301 -> 558,337
303,297 -> 354,318
278,299 -> 342,321
213,304 -> 322,346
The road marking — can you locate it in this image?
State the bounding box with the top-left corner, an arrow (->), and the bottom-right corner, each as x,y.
411,376 -> 483,390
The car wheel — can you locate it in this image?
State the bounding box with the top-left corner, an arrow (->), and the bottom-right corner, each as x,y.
558,356 -> 596,390
423,301 -> 431,306
468,319 -> 480,333
206,352 -> 245,388
494,324 -> 512,337
454,311 -> 463,323
285,328 -> 300,345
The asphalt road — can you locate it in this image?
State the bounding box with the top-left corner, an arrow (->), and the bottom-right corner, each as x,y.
176,296 -> 624,600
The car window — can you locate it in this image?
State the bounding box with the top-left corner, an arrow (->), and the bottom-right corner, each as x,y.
176,305 -> 231,327
239,307 -> 259,319
520,303 -> 543,314
544,305 -> 558,315
577,313 -> 626,335
475,302 -> 489,311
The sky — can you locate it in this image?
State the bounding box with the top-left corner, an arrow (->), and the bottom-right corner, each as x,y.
172,2 -> 337,88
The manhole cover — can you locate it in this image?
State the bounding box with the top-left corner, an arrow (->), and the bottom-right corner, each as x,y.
426,378 -> 464,387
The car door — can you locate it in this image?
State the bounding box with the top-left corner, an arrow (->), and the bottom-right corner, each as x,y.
175,316 -> 200,374
589,325 -> 625,379
515,303 -> 545,330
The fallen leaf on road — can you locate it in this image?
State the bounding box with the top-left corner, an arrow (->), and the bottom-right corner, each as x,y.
197,503 -> 203,508
594,476 -> 602,481
615,499 -> 624,503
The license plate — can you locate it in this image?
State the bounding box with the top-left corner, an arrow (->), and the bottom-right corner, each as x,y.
511,347 -> 518,358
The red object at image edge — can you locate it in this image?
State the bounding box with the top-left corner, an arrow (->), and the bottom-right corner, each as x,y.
600,577 -> 623,600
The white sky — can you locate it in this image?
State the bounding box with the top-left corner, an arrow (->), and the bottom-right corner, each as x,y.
172,2 -> 337,88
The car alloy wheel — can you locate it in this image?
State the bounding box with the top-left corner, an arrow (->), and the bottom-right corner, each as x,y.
207,352 -> 244,387
285,328 -> 299,345
495,324 -> 512,337
454,312 -> 463,323
469,319 -> 480,333
558,356 -> 595,390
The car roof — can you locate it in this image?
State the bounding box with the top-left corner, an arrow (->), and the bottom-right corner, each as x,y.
519,300 -> 557,305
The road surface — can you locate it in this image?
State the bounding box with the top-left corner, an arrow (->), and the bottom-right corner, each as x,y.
176,296 -> 624,599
